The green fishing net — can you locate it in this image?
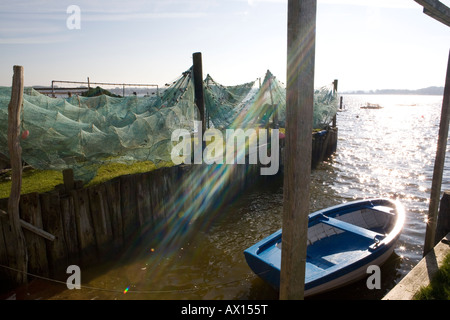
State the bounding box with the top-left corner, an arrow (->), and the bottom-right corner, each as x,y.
0,67 -> 338,183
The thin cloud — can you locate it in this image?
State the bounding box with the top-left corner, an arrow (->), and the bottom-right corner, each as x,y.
318,0 -> 418,9
82,11 -> 207,22
0,1 -> 207,45
0,35 -> 71,45
0,25 -> 64,35
242,0 -> 418,9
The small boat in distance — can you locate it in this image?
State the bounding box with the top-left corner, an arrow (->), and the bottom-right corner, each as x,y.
361,103 -> 383,109
244,198 -> 405,297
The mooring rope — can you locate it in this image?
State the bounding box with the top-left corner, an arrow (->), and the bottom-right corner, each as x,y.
0,263 -> 260,295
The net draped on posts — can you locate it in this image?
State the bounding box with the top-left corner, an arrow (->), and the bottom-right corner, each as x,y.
0,68 -> 339,183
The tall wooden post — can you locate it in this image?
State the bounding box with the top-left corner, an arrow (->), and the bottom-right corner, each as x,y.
193,52 -> 206,132
280,0 -> 316,300
206,76 -> 210,129
7,65 -> 28,285
333,79 -> 338,128
423,49 -> 450,256
333,79 -> 338,94
269,76 -> 279,129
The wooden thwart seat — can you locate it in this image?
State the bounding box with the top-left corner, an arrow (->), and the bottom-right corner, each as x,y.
318,214 -> 384,240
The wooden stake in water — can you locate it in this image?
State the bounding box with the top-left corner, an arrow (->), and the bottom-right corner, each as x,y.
424,49 -> 450,256
280,0 -> 317,300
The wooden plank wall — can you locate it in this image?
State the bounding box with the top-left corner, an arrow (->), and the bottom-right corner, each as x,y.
311,128 -> 337,169
0,129 -> 337,287
0,166 -> 188,285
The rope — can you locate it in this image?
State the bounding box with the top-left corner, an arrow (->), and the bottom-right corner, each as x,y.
0,263 -> 259,295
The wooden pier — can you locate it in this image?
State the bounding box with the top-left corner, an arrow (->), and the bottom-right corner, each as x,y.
383,191 -> 450,300
383,231 -> 450,300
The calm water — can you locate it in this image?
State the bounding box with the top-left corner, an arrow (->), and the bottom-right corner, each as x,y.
7,94 -> 448,300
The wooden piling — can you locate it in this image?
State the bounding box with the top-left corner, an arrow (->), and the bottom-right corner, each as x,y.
193,52 -> 206,133
7,65 -> 28,285
63,168 -> 75,192
71,189 -> 97,266
280,0 -> 317,300
88,184 -> 113,257
423,49 -> 450,256
60,194 -> 80,265
136,172 -> 152,227
104,178 -> 123,250
120,174 -> 139,242
40,192 -> 68,278
269,75 -> 279,129
333,80 -> 338,127
20,193 -> 49,277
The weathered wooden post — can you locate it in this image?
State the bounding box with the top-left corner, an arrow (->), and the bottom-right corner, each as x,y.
333,79 -> 338,127
423,49 -> 450,256
280,0 -> 316,300
193,52 -> 206,132
205,75 -> 210,129
193,52 -> 206,159
269,75 -> 279,129
63,168 -> 75,192
7,65 -> 28,285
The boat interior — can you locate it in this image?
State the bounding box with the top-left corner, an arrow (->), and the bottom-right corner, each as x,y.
268,205 -> 397,273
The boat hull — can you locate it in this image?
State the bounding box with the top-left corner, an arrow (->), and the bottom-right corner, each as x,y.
244,198 -> 405,297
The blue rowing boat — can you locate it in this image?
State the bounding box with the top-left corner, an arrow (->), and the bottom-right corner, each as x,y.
244,198 -> 405,297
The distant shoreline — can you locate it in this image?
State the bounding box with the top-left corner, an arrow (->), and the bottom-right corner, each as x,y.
343,86 -> 444,96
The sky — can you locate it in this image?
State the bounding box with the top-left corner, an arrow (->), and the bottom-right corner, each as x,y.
0,0 -> 450,92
